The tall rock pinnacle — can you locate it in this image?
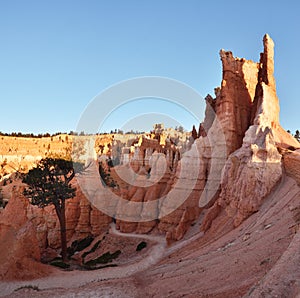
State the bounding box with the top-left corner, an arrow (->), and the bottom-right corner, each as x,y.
260,33 -> 275,88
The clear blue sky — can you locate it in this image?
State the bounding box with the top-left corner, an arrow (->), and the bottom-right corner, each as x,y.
0,0 -> 299,134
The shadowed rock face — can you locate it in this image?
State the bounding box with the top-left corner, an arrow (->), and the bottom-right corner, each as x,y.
0,35 -> 299,279
218,49 -> 258,154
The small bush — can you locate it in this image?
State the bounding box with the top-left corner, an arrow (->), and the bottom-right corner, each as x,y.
15,285 -> 40,292
136,241 -> 147,251
83,264 -> 118,271
50,260 -> 70,269
67,235 -> 94,257
84,250 -> 121,267
82,239 -> 102,260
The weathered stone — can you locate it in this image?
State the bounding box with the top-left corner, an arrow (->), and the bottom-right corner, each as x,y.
283,149 -> 300,185
201,34 -> 298,232
0,187 -> 49,280
1,34 -> 299,256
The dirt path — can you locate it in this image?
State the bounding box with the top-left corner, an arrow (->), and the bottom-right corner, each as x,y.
0,219 -> 206,297
0,224 -> 167,296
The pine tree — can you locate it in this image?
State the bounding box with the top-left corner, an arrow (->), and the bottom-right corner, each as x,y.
23,158 -> 83,261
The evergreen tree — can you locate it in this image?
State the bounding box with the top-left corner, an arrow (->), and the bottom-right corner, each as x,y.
23,158 -> 83,261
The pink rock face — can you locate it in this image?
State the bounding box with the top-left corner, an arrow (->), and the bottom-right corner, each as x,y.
0,187 -> 48,280
283,149 -> 300,184
217,126 -> 282,227
0,183 -> 112,265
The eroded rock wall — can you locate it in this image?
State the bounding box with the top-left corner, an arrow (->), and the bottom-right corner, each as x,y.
0,187 -> 52,280
201,34 -> 299,232
217,49 -> 259,154
1,34 -> 299,262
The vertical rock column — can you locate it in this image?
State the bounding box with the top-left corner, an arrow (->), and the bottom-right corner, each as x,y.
216,50 -> 259,155
201,34 -> 283,231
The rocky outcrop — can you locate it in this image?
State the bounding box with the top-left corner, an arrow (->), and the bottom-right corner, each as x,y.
156,35 -> 277,239
215,127 -> 282,227
201,34 -> 299,232
1,34 -> 299,261
198,94 -> 216,137
157,139 -> 208,240
282,149 -> 300,185
0,187 -> 53,280
217,48 -> 259,155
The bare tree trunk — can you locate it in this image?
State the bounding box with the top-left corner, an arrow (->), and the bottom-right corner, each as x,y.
56,200 -> 67,262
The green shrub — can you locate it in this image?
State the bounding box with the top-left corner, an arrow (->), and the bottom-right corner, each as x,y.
83,264 -> 118,271
67,235 -> 94,258
14,285 -> 40,292
84,250 -> 121,267
50,260 -> 70,269
136,241 -> 147,251
82,239 -> 102,260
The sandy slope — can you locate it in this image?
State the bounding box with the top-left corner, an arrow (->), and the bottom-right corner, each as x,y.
139,176 -> 300,297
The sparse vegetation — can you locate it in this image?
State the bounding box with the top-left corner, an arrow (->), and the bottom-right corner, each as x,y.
67,236 -> 94,258
136,241 -> 147,251
50,260 -> 70,269
287,129 -> 300,142
0,131 -> 65,138
83,264 -> 118,271
14,285 -> 40,292
82,239 -> 102,260
83,250 -> 121,268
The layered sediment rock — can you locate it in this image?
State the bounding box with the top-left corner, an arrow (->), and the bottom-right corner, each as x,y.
0,187 -> 50,280
0,183 -> 112,254
0,135 -> 70,179
217,48 -> 259,154
157,35 -> 288,238
201,34 -> 299,232
0,34 -> 299,265
282,149 -> 300,185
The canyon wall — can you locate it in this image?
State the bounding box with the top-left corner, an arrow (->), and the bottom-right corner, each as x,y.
0,34 -> 299,268
0,134 -> 70,179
